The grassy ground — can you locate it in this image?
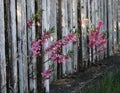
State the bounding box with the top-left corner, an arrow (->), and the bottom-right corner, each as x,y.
83,70 -> 120,93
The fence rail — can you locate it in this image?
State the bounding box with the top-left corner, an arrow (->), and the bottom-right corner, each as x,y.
0,0 -> 119,93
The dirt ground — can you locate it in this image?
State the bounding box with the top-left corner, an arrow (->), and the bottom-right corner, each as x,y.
50,54 -> 120,93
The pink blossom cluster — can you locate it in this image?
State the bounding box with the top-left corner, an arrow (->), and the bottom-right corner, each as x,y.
45,33 -> 77,63
31,31 -> 51,57
96,20 -> 103,30
30,40 -> 41,57
30,30 -> 78,79
50,52 -> 69,63
41,69 -> 52,79
88,21 -> 107,55
41,31 -> 51,44
40,33 -> 77,79
46,33 -> 77,53
27,19 -> 33,29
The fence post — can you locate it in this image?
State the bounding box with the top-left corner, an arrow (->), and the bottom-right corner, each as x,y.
66,0 -> 73,74
27,0 -> 37,92
108,0 -> 113,56
72,0 -> 78,71
50,0 -> 57,81
42,0 -> 50,92
0,0 -> 6,93
10,0 -> 18,92
61,0 -> 67,76
17,0 -> 28,92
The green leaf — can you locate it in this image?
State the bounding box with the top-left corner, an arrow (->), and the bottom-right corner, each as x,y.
67,50 -> 74,57
50,26 -> 55,33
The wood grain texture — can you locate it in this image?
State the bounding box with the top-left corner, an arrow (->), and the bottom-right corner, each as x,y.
50,0 -> 57,81
27,0 -> 37,92
42,0 -> 50,92
72,0 -> 78,71
0,0 -> 6,93
67,0 -> 73,73
0,0 -> 120,92
17,0 -> 28,92
10,0 -> 18,92
108,0 -> 113,56
61,0 -> 67,76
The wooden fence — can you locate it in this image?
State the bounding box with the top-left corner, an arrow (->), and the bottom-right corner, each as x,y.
0,0 -> 119,93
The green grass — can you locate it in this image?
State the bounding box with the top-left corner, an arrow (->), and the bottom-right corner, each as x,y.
83,70 -> 120,93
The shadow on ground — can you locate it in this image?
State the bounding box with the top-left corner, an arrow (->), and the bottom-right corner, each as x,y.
50,54 -> 120,93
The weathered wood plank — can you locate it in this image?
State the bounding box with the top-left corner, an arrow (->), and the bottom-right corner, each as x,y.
108,0 -> 113,56
42,0 -> 50,92
17,0 -> 24,92
72,0 -> 78,71
67,0 -> 73,73
88,0 -> 92,66
17,0 -> 28,92
50,0 -> 57,81
112,0 -> 117,53
61,0 -> 67,76
99,0 -> 104,60
104,0 -> 108,58
10,0 -> 18,92
118,0 -> 120,47
91,0 -> 96,63
27,0 -> 37,92
21,0 -> 28,92
81,0 -> 87,69
0,0 -> 6,93
64,0 -> 71,74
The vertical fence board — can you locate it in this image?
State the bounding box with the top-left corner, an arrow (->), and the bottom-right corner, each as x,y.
27,0 -> 37,92
50,0 -> 57,80
10,0 -> 18,92
95,0 -> 98,61
61,0 -> 67,76
91,0 -> 96,63
100,0 -> 104,60
104,0 -> 107,58
1,0 -> 120,92
72,0 -> 78,71
21,0 -> 28,92
88,0 -> 92,66
17,0 -> 28,92
0,0 -> 6,93
67,0 -> 73,73
42,0 -> 50,92
112,0 -> 117,53
118,0 -> 120,46
108,0 -> 113,56
81,0 -> 87,69
17,0 -> 24,92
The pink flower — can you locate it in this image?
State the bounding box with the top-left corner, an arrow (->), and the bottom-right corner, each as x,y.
45,32 -> 78,54
41,31 -> 51,44
30,40 -> 41,57
27,19 -> 33,29
61,37 -> 70,46
101,39 -> 107,46
67,33 -> 78,42
96,20 -> 103,30
88,41 -> 96,48
88,22 -> 107,56
50,53 -> 69,63
41,69 -> 52,79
